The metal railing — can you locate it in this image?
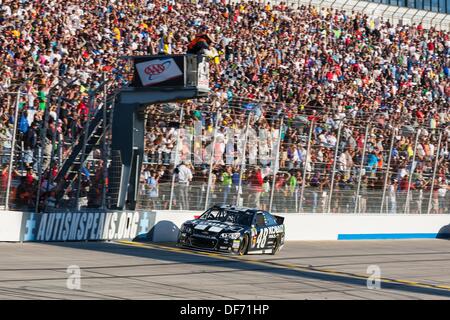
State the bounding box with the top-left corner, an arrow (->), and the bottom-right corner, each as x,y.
231,0 -> 450,30
2,89 -> 450,214
0,77 -> 115,213
134,98 -> 450,214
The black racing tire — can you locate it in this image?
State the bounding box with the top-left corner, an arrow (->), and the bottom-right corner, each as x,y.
238,234 -> 249,256
270,237 -> 280,255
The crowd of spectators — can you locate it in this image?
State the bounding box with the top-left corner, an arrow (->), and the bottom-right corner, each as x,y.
0,0 -> 449,212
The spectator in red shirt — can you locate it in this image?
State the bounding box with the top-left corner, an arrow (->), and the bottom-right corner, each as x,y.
247,167 -> 264,208
25,168 -> 35,186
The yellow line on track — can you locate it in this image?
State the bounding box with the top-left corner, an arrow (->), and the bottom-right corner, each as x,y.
115,240 -> 450,292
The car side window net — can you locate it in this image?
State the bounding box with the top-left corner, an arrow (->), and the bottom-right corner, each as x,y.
256,213 -> 266,227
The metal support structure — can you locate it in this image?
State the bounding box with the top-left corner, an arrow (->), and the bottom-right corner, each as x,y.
269,117 -> 284,212
5,89 -> 22,210
236,113 -> 252,206
427,130 -> 443,214
204,111 -> 221,210
75,93 -> 96,210
379,127 -> 396,214
43,94 -> 63,211
106,97 -> 116,209
44,78 -> 78,211
404,129 -> 421,214
354,125 -> 370,213
72,80 -> 110,210
327,120 -> 343,213
169,108 -> 184,210
101,75 -> 109,209
299,120 -> 315,212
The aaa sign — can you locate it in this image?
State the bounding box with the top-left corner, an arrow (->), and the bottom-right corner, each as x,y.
135,58 -> 183,86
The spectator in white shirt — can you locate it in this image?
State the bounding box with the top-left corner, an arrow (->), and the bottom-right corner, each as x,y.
176,161 -> 192,210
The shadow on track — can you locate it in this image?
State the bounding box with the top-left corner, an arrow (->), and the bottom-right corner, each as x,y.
41,241 -> 450,299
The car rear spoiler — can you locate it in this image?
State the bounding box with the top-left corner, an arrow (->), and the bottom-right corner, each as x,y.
274,215 -> 284,225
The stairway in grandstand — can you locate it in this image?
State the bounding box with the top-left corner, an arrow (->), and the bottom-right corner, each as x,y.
53,93 -> 115,204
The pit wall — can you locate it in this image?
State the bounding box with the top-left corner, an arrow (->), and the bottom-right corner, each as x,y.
152,211 -> 450,242
1,211 -> 156,242
0,210 -> 449,242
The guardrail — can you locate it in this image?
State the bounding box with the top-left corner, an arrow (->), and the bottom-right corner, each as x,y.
1,209 -> 449,242
230,0 -> 450,30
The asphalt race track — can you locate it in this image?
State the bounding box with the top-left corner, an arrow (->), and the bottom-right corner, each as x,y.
0,239 -> 449,299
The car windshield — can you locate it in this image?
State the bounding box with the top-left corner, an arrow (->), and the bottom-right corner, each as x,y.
199,209 -> 253,226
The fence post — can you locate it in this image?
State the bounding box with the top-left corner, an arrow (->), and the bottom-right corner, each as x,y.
169,107 -> 184,210
204,111 -> 221,210
404,128 -> 421,214
5,89 -> 22,210
35,85 -> 57,213
354,124 -> 370,213
327,119 -> 343,213
43,94 -> 63,212
236,112 -> 252,206
269,117 -> 284,212
380,127 -> 396,214
427,130 -> 442,214
101,76 -> 109,210
299,119 -> 314,212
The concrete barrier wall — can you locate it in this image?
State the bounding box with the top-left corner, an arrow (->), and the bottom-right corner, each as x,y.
149,211 -> 450,242
1,210 -> 449,242
280,214 -> 450,241
0,211 -> 156,242
0,211 -> 24,242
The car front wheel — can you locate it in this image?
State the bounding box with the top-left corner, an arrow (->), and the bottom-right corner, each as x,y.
238,234 -> 249,256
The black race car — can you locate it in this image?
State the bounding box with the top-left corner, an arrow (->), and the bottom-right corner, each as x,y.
177,205 -> 285,255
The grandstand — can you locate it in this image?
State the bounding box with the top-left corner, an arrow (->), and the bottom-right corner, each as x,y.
0,0 -> 449,216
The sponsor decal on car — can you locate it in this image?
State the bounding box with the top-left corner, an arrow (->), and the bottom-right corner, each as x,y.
194,224 -> 208,230
208,226 -> 223,233
267,225 -> 284,235
251,227 -> 258,248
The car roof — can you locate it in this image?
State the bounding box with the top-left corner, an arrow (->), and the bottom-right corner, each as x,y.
210,204 -> 266,215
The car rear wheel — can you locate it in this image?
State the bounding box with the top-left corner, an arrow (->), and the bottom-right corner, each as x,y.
238,234 -> 249,256
270,237 -> 280,255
